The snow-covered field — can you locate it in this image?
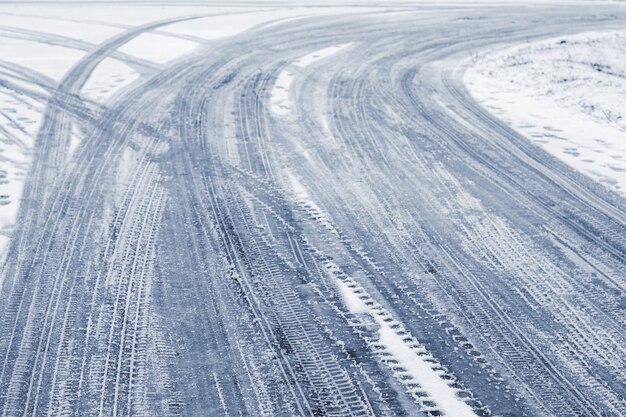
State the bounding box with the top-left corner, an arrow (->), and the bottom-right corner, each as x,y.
0,2 -> 624,417
465,30 -> 626,195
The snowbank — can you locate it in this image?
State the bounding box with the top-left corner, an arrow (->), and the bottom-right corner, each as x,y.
465,30 -> 626,196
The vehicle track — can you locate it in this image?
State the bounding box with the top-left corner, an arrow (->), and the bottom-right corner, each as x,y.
0,4 -> 625,417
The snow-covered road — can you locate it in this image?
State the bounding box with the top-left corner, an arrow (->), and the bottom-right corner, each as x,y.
0,2 -> 624,417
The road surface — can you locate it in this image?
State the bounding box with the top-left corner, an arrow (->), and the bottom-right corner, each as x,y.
0,3 -> 624,417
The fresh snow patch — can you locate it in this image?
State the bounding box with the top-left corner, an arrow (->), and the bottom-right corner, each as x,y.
118,33 -> 199,64
82,58 -> 139,103
0,161 -> 24,232
68,123 -> 82,159
271,43 -> 353,116
0,37 -> 85,81
160,8 -> 375,40
335,276 -> 478,417
0,13 -> 122,44
270,70 -> 295,116
465,30 -> 626,196
119,9 -> 363,66
287,173 -> 336,232
0,5 -> 230,27
160,10 -> 279,40
0,78 -> 43,259
0,133 -> 30,259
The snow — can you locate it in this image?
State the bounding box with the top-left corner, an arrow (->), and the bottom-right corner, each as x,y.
0,91 -> 33,257
336,277 -> 478,417
293,43 -> 353,68
0,3 -> 623,414
68,124 -> 83,158
0,13 -> 122,44
465,30 -> 626,196
82,58 -> 139,103
0,37 -> 85,81
287,172 -> 336,231
0,5 -> 362,260
0,162 -> 23,231
160,10 -> 281,40
271,43 -> 353,116
160,8 -> 377,40
117,33 -> 200,64
119,11 -> 359,66
0,5 -> 228,27
270,70 -> 295,116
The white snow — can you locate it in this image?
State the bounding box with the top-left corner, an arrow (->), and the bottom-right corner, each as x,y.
0,13 -> 122,44
0,5 -> 228,27
271,43 -> 353,116
0,161 -> 24,229
0,88 -> 36,258
287,172 -> 336,232
0,4 -> 365,260
68,123 -> 82,159
160,8 -> 377,40
82,58 -> 139,103
293,43 -> 353,68
119,11 -> 360,66
270,70 -> 295,116
0,37 -> 85,81
336,276 -> 478,417
160,10 -> 281,40
117,33 -> 200,64
465,30 -> 626,196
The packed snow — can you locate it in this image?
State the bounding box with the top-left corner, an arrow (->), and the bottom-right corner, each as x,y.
271,43 -> 353,115
0,3 -> 624,417
336,277 -> 478,417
